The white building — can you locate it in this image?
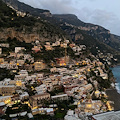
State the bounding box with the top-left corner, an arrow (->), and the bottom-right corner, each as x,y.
15,47 -> 25,53
64,110 -> 81,120
51,94 -> 68,101
20,92 -> 29,100
35,84 -> 47,94
19,70 -> 28,77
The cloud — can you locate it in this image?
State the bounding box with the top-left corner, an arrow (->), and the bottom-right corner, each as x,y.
76,8 -> 120,35
19,0 -> 76,14
39,0 -> 76,14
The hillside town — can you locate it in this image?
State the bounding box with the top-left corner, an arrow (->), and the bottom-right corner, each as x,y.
1,0 -> 120,119
0,38 -> 117,120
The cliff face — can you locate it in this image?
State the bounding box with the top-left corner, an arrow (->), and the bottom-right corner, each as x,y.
0,28 -> 39,42
0,27 -> 65,43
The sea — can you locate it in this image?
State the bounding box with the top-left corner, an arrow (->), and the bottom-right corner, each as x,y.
111,65 -> 120,93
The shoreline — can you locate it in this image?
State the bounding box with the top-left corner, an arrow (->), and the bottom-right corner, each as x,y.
106,65 -> 120,110
110,65 -> 120,90
110,63 -> 120,68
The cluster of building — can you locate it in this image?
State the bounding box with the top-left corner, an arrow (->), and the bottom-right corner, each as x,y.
0,40 -> 115,119
96,48 -> 117,65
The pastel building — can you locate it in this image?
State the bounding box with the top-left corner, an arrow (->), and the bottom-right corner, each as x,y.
0,85 -> 15,96
29,93 -> 50,108
34,61 -> 46,71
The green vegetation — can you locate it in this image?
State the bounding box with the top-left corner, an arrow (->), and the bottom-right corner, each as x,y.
1,37 -> 33,54
7,37 -> 33,51
0,0 -> 37,28
0,68 -> 15,80
53,99 -> 76,119
25,81 -> 39,96
32,46 -> 75,63
5,103 -> 31,120
0,0 -> 39,27
87,66 -> 112,89
34,114 -> 56,120
96,76 -> 111,89
34,98 -> 76,120
6,103 -> 31,114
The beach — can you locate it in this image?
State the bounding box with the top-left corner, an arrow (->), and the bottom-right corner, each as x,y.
106,89 -> 120,110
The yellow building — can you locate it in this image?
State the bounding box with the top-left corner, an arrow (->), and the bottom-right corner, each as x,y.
0,58 -> 4,64
44,45 -> 53,51
0,96 -> 11,104
56,56 -> 69,66
29,93 -> 50,108
34,61 -> 46,71
16,80 -> 22,87
0,85 -> 15,96
78,97 -> 102,114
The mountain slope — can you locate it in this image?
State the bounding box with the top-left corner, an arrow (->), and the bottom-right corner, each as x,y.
1,0 -> 120,61
0,0 -> 67,43
3,0 -> 120,51
2,0 -> 51,17
53,14 -> 120,51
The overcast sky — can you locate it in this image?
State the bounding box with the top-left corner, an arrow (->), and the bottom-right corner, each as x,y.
19,0 -> 120,36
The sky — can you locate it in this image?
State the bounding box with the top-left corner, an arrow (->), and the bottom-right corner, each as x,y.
19,0 -> 120,36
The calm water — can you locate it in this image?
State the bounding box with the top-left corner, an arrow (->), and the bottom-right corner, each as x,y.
111,66 -> 120,93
